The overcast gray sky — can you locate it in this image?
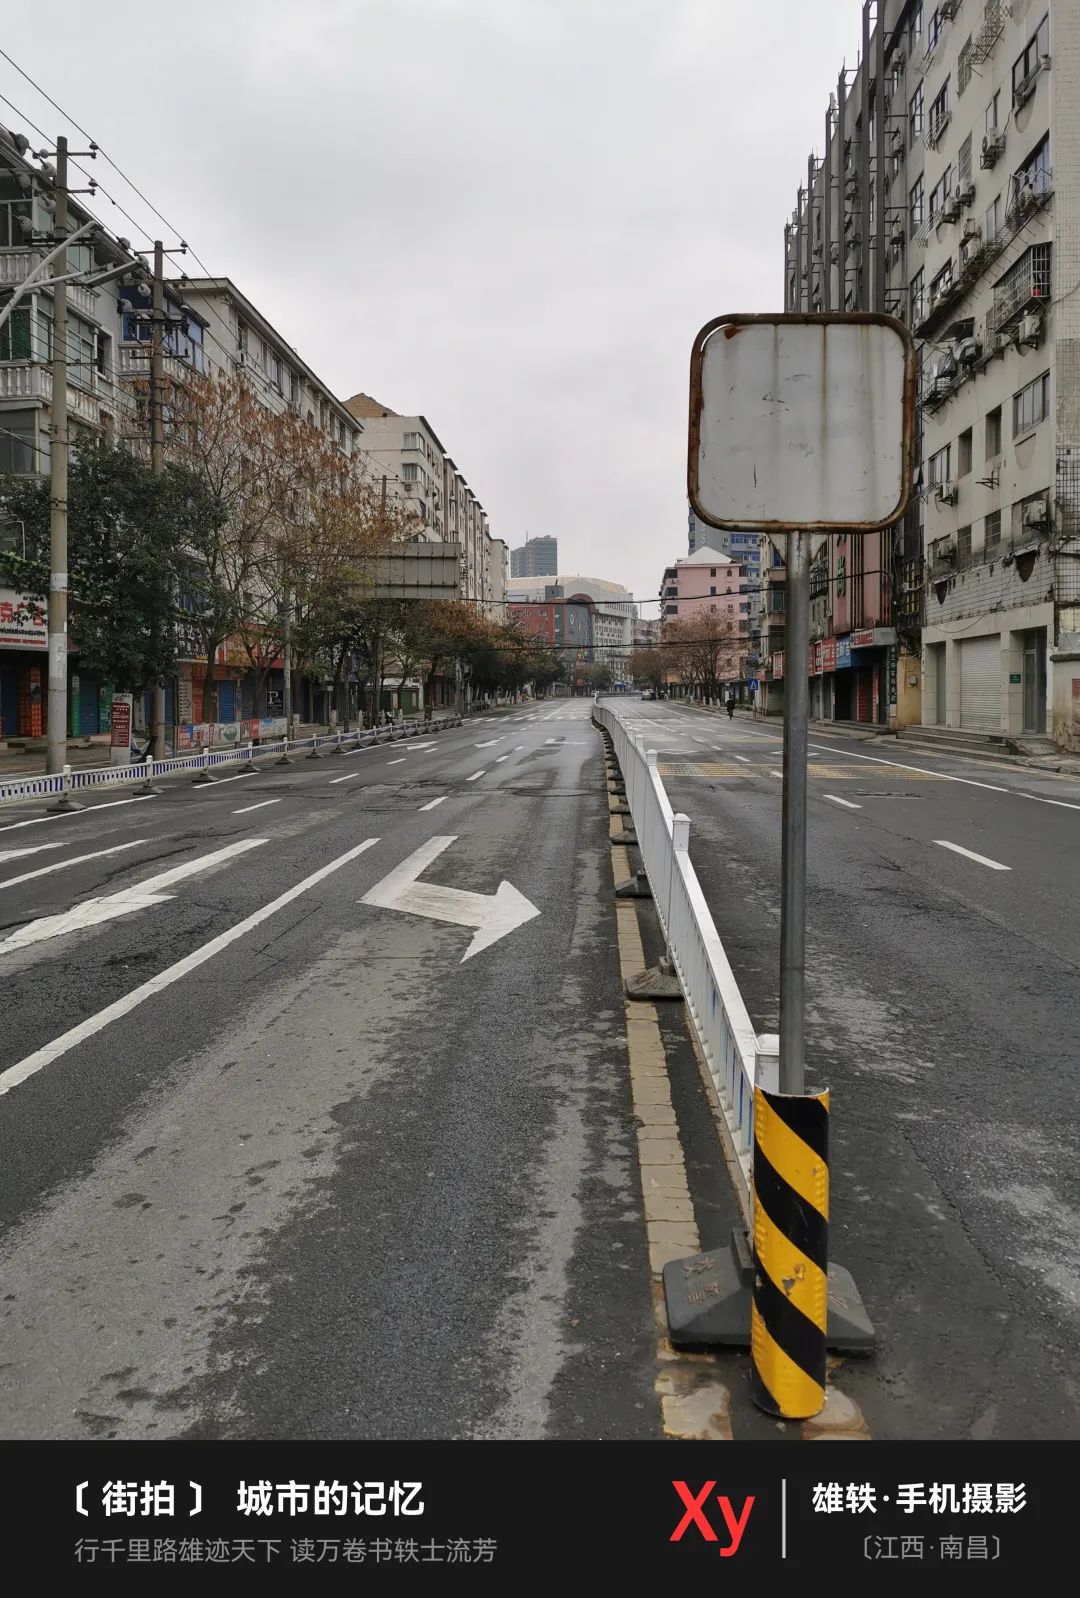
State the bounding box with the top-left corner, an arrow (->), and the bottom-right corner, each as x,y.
3,0 -> 861,614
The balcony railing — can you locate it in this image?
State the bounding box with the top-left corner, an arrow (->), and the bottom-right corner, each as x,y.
0,361 -> 111,426
1,249 -> 102,321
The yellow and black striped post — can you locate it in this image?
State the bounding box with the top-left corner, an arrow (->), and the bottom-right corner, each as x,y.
750,1085 -> 829,1419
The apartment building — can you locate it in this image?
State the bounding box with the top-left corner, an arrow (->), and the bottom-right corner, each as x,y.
344,394 -> 501,614
1,124 -> 142,739
785,0 -> 1079,747
660,547 -> 752,630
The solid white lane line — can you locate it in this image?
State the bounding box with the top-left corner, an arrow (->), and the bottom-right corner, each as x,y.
0,841 -> 66,865
386,758 -> 406,766
328,771 -> 361,784
467,770 -> 485,781
234,798 -> 283,812
802,742 -> 1073,809
420,797 -> 446,811
494,755 -> 510,763
824,794 -> 862,811
194,772 -> 252,788
934,840 -> 1011,871
0,839 -> 378,1097
0,795 -> 156,835
0,839 -> 147,891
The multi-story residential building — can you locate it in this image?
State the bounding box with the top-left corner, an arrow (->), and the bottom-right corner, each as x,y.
633,616 -> 660,648
508,598 -> 592,672
344,394 -> 501,615
510,535 -> 558,577
688,509 -> 765,675
154,279 -> 363,729
785,0 -> 1078,746
1,125 -> 143,739
660,547 -> 751,630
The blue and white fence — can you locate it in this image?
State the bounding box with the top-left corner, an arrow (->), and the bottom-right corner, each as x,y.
594,700 -> 778,1200
0,717 -> 463,810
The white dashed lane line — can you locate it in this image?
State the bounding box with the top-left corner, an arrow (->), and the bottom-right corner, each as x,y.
328,771 -> 360,784
386,759 -> 406,766
934,840 -> 1011,871
824,794 -> 861,811
420,797 -> 446,811
233,799 -> 283,813
0,839 -> 147,891
467,770 -> 485,782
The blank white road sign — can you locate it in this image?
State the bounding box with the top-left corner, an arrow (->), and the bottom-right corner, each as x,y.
688,313 -> 916,532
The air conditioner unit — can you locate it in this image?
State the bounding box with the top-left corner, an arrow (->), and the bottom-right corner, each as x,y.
1018,311 -> 1042,346
941,191 -> 962,223
936,482 -> 959,506
957,336 -> 982,364
960,181 -> 977,207
891,128 -> 905,153
1023,498 -> 1049,529
961,217 -> 982,241
981,132 -> 1004,169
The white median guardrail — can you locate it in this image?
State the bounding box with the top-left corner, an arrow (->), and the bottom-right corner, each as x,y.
0,717 -> 463,810
594,700 -> 778,1199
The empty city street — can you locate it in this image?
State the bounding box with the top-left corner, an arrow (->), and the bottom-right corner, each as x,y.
0,705 -> 666,1440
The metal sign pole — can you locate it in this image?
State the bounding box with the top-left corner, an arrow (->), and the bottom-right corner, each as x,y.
779,528 -> 810,1095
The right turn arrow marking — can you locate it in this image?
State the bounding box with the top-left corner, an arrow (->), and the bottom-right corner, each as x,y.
361,835 -> 540,961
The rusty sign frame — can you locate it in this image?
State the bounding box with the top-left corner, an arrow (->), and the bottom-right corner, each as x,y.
687,311 -> 917,534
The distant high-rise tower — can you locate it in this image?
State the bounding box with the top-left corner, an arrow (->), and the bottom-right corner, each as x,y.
510,535 -> 558,578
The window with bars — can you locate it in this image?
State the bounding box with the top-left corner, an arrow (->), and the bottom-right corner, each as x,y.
990,243 -> 1052,330
958,37 -> 974,94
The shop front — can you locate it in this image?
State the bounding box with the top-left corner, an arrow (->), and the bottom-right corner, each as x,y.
0,589 -> 47,740
848,627 -> 896,726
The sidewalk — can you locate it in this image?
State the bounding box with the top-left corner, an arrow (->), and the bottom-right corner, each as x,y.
676,699 -> 1080,774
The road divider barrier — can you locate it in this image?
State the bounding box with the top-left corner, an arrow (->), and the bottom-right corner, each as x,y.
0,718 -> 463,810
594,700 -> 873,1394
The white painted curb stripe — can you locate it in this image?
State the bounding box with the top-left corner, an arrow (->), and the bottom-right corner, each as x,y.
0,839 -> 379,1097
934,840 -> 1011,871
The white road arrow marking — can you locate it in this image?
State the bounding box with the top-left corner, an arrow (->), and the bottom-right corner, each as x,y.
0,839 -> 147,892
361,834 -> 539,961
0,837 -> 267,952
0,840 -> 66,865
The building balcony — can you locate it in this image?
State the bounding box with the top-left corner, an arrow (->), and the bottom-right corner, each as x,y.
0,361 -> 112,427
0,249 -> 101,322
118,344 -> 200,385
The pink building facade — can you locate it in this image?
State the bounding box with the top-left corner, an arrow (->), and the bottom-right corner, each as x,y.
660,547 -> 748,627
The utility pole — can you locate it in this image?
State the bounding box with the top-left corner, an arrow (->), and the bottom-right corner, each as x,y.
149,240 -> 166,758
46,137 -> 69,775
282,577 -> 292,733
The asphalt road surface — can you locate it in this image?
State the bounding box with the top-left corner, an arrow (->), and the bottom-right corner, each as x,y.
0,704 -> 662,1440
617,698 -> 1080,1440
